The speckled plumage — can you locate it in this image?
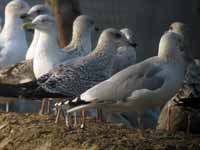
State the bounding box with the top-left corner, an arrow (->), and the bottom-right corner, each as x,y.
37,28 -> 128,98
0,28 -> 130,99
0,59 -> 35,84
157,63 -> 200,132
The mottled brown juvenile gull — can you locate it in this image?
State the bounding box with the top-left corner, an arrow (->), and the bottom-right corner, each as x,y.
68,32 -> 192,132
0,0 -> 30,68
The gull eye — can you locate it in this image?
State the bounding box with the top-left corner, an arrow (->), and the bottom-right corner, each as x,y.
169,26 -> 173,30
37,10 -> 42,14
115,33 -> 122,38
41,19 -> 47,23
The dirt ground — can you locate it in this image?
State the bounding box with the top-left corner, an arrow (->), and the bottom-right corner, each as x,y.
0,112 -> 199,150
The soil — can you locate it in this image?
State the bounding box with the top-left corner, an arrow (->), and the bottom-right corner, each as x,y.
0,112 -> 200,150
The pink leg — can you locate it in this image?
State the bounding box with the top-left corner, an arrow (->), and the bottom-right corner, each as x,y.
39,99 -> 46,115
167,103 -> 171,131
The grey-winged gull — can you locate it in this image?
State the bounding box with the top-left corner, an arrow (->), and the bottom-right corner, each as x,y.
67,31 -> 192,132
0,0 -> 30,69
0,28 -> 131,100
96,28 -> 138,124
157,22 -> 199,133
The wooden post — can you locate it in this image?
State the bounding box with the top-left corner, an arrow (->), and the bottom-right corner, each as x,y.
45,0 -> 80,47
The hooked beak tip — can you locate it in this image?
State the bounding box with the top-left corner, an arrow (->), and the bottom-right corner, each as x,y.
130,42 -> 138,48
94,27 -> 100,32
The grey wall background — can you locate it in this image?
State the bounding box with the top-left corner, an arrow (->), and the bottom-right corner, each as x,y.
1,0 -> 200,61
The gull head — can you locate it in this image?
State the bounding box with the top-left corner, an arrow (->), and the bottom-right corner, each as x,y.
120,28 -> 138,48
168,22 -> 194,64
23,14 -> 56,32
168,22 -> 190,37
21,4 -> 51,20
73,15 -> 96,35
6,0 -> 30,18
158,32 -> 184,60
96,28 -> 132,51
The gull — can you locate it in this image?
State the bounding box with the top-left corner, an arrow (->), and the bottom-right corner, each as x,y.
96,28 -> 137,124
29,14 -> 96,114
0,0 -> 29,111
31,14 -> 95,79
0,5 -> 51,85
0,0 -> 30,69
23,4 -> 51,60
67,31 -> 192,132
111,28 -> 137,74
0,28 -> 132,123
157,22 -> 197,133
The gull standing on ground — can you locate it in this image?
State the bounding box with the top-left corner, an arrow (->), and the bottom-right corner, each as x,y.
0,0 -> 30,68
28,14 -> 96,114
67,31 -> 192,132
96,28 -> 137,124
157,22 -> 198,133
0,29 -> 132,127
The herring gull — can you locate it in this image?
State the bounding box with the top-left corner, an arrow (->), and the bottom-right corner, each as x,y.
67,31 -> 192,132
0,5 -> 51,85
96,28 -> 138,125
0,0 -> 29,68
157,22 -> 197,133
24,4 -> 51,60
0,28 -> 131,99
111,28 -> 137,74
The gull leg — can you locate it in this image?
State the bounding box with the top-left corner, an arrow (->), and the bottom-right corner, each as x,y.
47,99 -> 51,114
63,108 -> 70,128
96,109 -> 103,122
167,103 -> 171,131
39,98 -> 46,115
137,112 -> 145,139
81,110 -> 85,129
55,105 -> 62,124
6,102 -> 9,112
73,112 -> 77,128
186,114 -> 191,135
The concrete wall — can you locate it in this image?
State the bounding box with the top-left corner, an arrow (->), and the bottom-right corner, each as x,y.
78,0 -> 200,60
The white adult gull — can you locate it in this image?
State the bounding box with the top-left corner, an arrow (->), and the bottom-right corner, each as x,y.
0,0 -> 30,68
67,32 -> 192,131
0,5 -> 51,85
23,4 -> 51,60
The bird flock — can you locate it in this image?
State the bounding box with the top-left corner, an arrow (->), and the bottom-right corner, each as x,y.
0,0 -> 198,133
